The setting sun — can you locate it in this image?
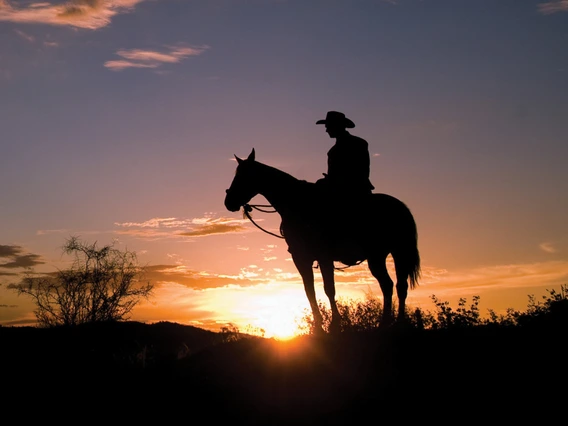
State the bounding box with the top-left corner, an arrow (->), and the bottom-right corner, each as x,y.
253,305 -> 304,340
230,284 -> 309,340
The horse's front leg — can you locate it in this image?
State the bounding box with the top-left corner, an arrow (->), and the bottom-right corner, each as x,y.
292,253 -> 323,334
319,259 -> 341,334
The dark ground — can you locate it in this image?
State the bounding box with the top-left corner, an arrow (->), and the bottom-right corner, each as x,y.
1,320 -> 565,423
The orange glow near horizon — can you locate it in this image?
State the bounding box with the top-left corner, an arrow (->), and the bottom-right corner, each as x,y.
130,279 -> 312,339
229,282 -> 309,339
248,302 -> 306,340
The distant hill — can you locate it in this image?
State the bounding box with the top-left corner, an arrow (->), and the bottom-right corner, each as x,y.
1,319 -> 565,423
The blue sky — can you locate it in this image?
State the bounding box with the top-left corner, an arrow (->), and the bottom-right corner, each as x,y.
1,0 -> 567,336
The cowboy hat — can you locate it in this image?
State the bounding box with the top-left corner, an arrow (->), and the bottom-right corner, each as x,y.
316,111 -> 355,128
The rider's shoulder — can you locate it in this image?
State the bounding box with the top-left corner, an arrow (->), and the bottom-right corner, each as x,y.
347,133 -> 368,146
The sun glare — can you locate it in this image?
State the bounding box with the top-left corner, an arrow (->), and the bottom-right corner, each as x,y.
258,308 -> 303,340
242,291 -> 307,340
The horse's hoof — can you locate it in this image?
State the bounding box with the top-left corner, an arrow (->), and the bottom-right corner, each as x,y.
380,315 -> 394,328
329,321 -> 341,335
313,326 -> 326,336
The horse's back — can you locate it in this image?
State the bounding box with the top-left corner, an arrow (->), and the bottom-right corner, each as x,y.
367,193 -> 418,239
371,192 -> 415,217
372,192 -> 409,207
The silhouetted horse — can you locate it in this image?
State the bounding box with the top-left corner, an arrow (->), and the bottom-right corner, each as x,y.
224,149 -> 421,333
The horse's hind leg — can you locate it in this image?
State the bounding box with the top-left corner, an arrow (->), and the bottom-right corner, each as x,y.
319,259 -> 341,334
393,253 -> 409,321
367,254 -> 394,325
292,253 -> 324,334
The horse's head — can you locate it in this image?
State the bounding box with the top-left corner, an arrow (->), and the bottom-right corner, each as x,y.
224,148 -> 259,212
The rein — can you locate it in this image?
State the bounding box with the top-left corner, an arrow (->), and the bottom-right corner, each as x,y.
243,204 -> 285,239
242,203 -> 362,270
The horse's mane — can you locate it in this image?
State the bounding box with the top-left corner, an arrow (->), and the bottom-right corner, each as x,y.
254,160 -> 315,189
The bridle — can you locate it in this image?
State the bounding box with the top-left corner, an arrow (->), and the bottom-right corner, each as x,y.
242,203 -> 285,239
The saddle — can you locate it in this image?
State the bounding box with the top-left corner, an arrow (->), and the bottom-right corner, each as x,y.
313,187 -> 373,266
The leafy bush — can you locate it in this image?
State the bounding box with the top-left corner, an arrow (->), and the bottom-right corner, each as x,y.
295,284 -> 568,334
296,292 -> 384,334
426,295 -> 483,329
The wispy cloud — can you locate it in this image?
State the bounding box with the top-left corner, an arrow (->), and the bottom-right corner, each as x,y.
36,229 -> 67,235
179,222 -> 248,237
414,260 -> 568,299
538,0 -> 568,14
103,60 -> 160,71
104,45 -> 209,71
114,215 -> 251,239
539,242 -> 557,253
0,244 -> 44,269
0,0 -> 144,30
13,27 -> 59,48
115,217 -> 183,228
14,28 -> 34,42
144,264 -> 265,290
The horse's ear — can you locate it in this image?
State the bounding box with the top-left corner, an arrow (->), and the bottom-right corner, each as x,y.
247,148 -> 255,162
234,154 -> 244,165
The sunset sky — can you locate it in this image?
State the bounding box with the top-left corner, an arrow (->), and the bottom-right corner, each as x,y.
1,0 -> 567,338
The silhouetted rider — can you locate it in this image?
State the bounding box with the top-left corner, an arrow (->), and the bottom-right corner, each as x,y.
315,111 -> 375,198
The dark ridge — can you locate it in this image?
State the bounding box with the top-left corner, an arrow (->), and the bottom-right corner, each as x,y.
1,319 -> 565,423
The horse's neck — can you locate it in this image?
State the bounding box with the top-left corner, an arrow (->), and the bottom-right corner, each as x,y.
256,163 -> 308,214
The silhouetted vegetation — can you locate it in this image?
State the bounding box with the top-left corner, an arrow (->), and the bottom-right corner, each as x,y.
297,285 -> 568,333
1,286 -> 566,422
11,236 -> 153,327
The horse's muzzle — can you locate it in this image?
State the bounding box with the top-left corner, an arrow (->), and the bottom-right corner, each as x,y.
224,190 -> 241,212
225,203 -> 240,212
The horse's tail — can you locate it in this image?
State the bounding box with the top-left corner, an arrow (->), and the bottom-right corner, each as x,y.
371,193 -> 421,289
406,214 -> 421,290
395,198 -> 421,290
